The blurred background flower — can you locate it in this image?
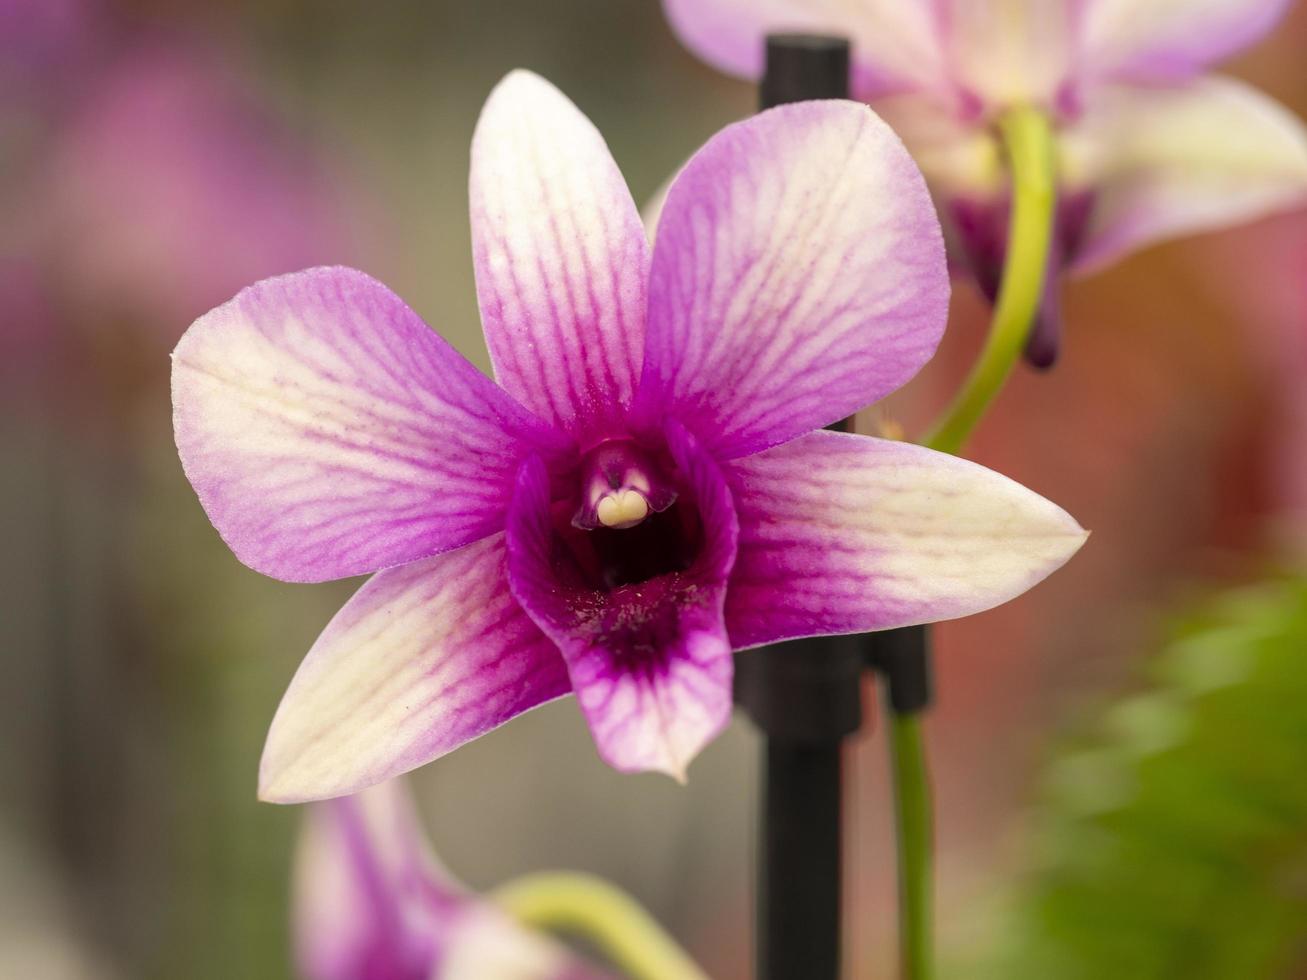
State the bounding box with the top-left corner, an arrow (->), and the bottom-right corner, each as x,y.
662,0 -> 1307,367
3,2 -> 1307,978
294,779 -> 616,980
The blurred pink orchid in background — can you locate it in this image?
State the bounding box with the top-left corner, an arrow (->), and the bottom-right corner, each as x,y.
663,0 -> 1307,366
171,70 -> 1086,801
3,0 -> 368,406
38,43 -> 363,347
295,778 -> 613,980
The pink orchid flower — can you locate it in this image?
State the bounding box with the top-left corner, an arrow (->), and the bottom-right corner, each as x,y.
172,71 -> 1086,800
295,778 -> 613,980
664,0 -> 1307,364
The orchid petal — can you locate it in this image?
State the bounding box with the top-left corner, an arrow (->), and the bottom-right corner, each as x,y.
944,0 -> 1076,107
723,430 -> 1087,646
660,0 -> 947,99
1079,0 -> 1292,82
294,781 -> 458,980
172,267 -> 567,584
874,91 -> 1006,201
470,70 -> 649,444
259,534 -> 570,803
1062,77 -> 1307,276
637,100 -> 948,460
506,425 -> 738,780
296,780 -> 612,980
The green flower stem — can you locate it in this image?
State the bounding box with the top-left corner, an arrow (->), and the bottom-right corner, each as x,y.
890,709 -> 933,980
493,872 -> 711,980
923,106 -> 1057,455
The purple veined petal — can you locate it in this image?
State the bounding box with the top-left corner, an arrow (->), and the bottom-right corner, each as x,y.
505,423 -> 739,780
723,430 -> 1087,647
1078,0 -> 1293,83
294,780 -> 458,980
470,70 -> 649,444
660,0 -> 948,100
173,267 -> 571,584
635,100 -> 949,461
259,533 -> 571,803
1061,76 -> 1307,277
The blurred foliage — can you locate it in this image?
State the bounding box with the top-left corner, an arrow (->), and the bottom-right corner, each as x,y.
974,575 -> 1307,979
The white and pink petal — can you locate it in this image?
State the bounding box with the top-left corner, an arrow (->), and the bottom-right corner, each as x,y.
259,534 -> 571,804
172,267 -> 568,583
723,430 -> 1087,647
470,71 -> 649,444
1078,0 -> 1292,83
660,0 -> 948,100
1062,76 -> 1307,276
636,100 -> 948,460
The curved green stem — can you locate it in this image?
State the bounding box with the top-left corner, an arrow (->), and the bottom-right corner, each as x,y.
890,710 -> 933,980
493,872 -> 711,980
923,106 -> 1057,455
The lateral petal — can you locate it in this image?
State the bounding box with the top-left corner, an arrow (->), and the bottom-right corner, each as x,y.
173,266 -> 567,583
638,100 -> 948,460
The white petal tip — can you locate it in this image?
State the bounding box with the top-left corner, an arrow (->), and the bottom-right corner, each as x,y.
648,761 -> 691,785
257,750 -> 342,806
658,759 -> 691,786
258,743 -> 387,805
488,68 -> 556,103
257,767 -> 306,806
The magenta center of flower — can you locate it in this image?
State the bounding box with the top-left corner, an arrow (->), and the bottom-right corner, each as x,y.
557,438 -> 700,591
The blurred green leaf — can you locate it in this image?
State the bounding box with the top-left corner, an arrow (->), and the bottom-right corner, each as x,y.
976,576 -> 1307,980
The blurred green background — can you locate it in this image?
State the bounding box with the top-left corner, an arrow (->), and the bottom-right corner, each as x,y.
3,1 -> 1307,978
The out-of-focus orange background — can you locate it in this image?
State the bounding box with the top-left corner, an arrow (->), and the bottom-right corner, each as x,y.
3,2 -> 1305,978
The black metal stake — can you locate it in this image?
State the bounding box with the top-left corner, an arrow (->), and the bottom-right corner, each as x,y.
733,34 -> 855,980
737,35 -> 939,979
